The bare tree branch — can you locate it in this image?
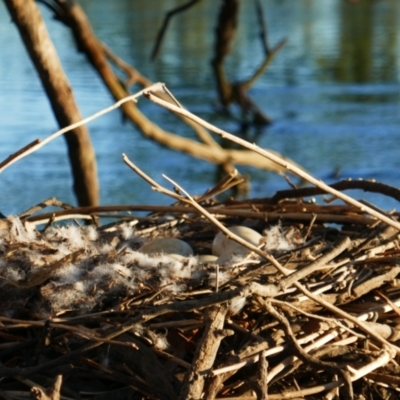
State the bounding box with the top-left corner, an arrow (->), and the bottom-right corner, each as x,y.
255,0 -> 270,56
151,0 -> 201,61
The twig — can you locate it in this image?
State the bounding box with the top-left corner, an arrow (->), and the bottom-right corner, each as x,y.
19,197 -> 73,218
255,0 -> 270,56
304,213 -> 317,241
270,299 -> 364,339
347,350 -> 391,381
0,139 -> 40,170
241,38 -> 287,92
272,179 -> 400,204
280,236 -> 351,289
151,0 -> 201,61
262,300 -> 353,400
101,42 -> 152,87
375,289 -> 400,318
122,153 -> 182,202
0,84 -> 155,174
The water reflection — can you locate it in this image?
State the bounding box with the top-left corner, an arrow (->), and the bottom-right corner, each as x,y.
0,0 -> 399,215
333,0 -> 399,83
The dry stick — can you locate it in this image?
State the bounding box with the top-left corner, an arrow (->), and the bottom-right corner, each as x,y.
162,85 -> 223,149
0,316 -> 140,350
265,323 -> 352,385
0,139 -> 40,170
152,348 -> 191,369
304,212 -> 317,241
155,174 -> 400,354
251,350 -> 268,400
101,42 -> 152,87
375,290 -> 400,318
338,266 -> 400,305
195,170 -> 244,203
103,48 -> 222,150
0,316 -> 99,337
291,282 -> 400,355
122,153 -> 182,202
270,299 -> 364,339
0,84 -> 164,174
367,372 -> 400,387
143,86 -> 400,232
178,304 -> 231,400
273,179 -> 400,205
19,197 -> 73,219
26,206 -> 375,227
263,300 -> 353,400
280,236 -> 351,289
104,41 -> 222,150
347,351 -> 391,381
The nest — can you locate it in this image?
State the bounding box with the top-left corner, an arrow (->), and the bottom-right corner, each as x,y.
2,83 -> 400,399
2,176 -> 400,400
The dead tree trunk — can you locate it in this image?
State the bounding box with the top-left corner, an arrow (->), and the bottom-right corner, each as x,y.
4,0 -> 99,207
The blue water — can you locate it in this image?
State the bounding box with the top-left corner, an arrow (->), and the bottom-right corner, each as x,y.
0,0 -> 400,215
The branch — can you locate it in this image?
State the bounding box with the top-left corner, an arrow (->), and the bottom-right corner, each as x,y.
211,0 -> 239,106
241,38 -> 287,92
151,0 -> 201,61
0,88 -> 147,174
272,179 -> 400,204
255,0 -> 270,56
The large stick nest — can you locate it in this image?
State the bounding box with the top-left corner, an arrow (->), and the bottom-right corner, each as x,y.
1,179 -> 400,400
2,83 -> 400,399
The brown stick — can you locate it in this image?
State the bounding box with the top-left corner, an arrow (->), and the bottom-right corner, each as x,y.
178,304 -> 230,399
280,236 -> 352,289
212,0 -> 238,106
151,0 -> 201,61
252,350 -> 269,400
272,179 -> 400,204
0,139 -> 40,171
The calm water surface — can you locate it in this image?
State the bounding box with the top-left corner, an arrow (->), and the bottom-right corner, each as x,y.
0,0 -> 400,215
